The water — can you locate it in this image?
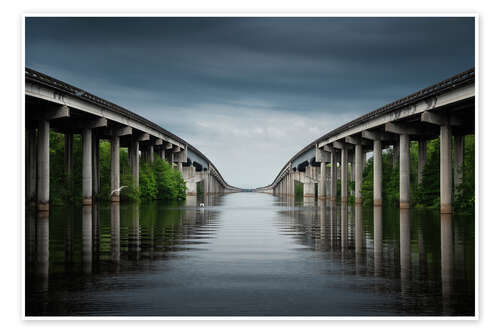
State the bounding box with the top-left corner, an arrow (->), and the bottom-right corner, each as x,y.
25,193 -> 475,316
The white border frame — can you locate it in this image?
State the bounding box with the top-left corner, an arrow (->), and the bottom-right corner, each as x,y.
20,13 -> 479,321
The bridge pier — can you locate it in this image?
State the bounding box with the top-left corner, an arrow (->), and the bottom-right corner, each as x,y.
319,161 -> 326,199
373,139 -> 382,206
148,144 -> 154,164
64,133 -> 73,181
160,146 -> 166,160
454,134 -> 464,191
341,147 -> 348,203
111,135 -> 120,202
399,133 -> 410,209
82,127 -> 93,206
354,143 -> 363,205
27,127 -> 37,204
418,139 -> 427,184
440,124 -> 453,214
330,148 -> 337,202
92,134 -> 100,198
37,120 -> 50,211
129,138 -> 139,188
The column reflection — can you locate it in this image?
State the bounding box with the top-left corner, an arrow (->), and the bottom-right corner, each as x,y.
355,204 -> 363,275
373,206 -> 383,277
128,203 -> 141,260
340,202 -> 348,254
441,213 -> 454,315
82,206 -> 92,274
111,202 -> 120,270
400,208 -> 411,296
35,211 -> 49,292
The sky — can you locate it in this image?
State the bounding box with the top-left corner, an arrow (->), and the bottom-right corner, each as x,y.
25,17 -> 475,189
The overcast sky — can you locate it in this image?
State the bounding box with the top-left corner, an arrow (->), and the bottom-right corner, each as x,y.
25,17 -> 474,189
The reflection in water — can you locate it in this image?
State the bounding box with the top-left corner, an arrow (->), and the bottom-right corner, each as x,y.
400,208 -> 411,296
25,193 -> 474,316
35,212 -> 49,292
129,204 -> 141,260
373,206 -> 383,277
111,202 -> 120,269
441,213 -> 454,315
340,202 -> 348,251
355,204 -> 363,275
82,206 -> 92,274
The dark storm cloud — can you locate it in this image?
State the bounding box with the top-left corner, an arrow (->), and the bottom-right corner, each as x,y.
25,17 -> 475,187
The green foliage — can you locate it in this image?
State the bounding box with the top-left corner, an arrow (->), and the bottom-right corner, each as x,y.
454,135 -> 475,214
415,139 -> 440,208
359,135 -> 475,214
45,130 -> 187,205
295,181 -> 304,197
139,162 -> 158,201
152,156 -> 186,201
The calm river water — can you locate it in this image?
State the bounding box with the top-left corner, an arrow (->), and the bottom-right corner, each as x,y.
25,192 -> 475,316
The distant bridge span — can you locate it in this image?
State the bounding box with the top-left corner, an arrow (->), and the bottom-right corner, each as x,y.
25,68 -> 239,211
256,68 -> 475,214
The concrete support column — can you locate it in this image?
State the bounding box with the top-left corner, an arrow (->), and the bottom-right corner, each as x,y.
92,134 -> 100,197
319,162 -> 326,199
111,135 -> 120,202
454,135 -> 464,191
354,144 -> 363,204
148,145 -> 154,164
204,172 -> 209,195
440,124 -> 453,214
82,128 -> 92,206
330,150 -> 337,202
393,142 -> 399,169
27,128 -> 37,204
37,120 -> 50,211
130,139 -> 139,188
64,133 -> 73,180
160,147 -> 166,160
373,140 -> 382,206
400,134 -> 410,209
418,140 -> 427,184
341,148 -> 348,202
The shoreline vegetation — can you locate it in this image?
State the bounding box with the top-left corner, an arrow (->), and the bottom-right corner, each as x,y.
45,131 -> 187,205
34,131 -> 473,215
294,134 -> 475,215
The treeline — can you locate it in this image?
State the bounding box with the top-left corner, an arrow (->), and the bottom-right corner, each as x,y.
359,135 -> 475,214
48,131 -> 186,205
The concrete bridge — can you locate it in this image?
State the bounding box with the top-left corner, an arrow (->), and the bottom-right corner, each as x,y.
256,68 -> 475,214
25,68 -> 239,212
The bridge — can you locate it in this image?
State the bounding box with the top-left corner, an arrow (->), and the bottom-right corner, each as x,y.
25,68 -> 239,212
256,69 -> 475,214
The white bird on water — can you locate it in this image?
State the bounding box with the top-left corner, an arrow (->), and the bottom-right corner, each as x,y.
110,186 -> 128,197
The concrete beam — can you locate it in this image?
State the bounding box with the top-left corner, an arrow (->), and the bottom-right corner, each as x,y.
362,130 -> 393,142
385,122 -> 421,136
165,143 -> 173,150
345,136 -> 371,146
315,146 -> 331,163
421,111 -> 463,127
105,126 -> 132,137
333,141 -> 353,150
72,117 -> 107,129
32,105 -> 70,121
136,133 -> 150,141
153,138 -> 163,145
